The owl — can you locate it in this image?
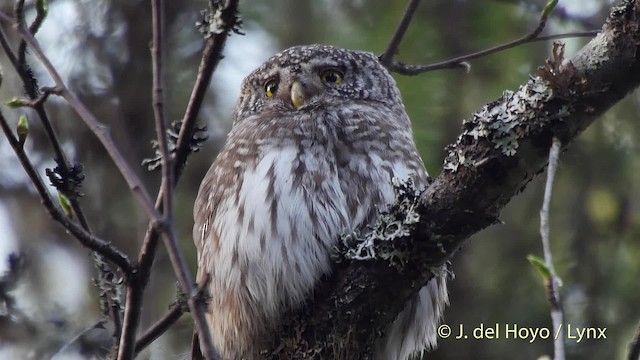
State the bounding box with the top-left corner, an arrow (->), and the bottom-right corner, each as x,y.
193,44 -> 448,360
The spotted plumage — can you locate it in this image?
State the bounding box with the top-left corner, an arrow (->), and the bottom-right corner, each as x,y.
193,44 -> 448,360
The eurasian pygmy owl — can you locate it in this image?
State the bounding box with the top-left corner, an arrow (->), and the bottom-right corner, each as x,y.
193,44 -> 448,360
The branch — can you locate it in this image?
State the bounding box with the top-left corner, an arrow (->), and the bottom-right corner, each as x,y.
150,0 -> 173,223
0,12 -> 160,222
134,301 -> 186,355
269,0 -> 640,357
115,0 -> 177,356
137,0 -> 241,282
0,112 -> 133,274
52,320 -> 108,358
386,0 -> 598,75
1,0 -> 241,357
2,6 -> 126,342
173,0 -> 242,178
134,1 -> 241,358
378,0 -> 422,67
539,137 -> 565,360
1,13 -> 93,237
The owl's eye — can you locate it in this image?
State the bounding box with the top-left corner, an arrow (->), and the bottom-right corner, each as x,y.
320,69 -> 344,84
265,79 -> 279,97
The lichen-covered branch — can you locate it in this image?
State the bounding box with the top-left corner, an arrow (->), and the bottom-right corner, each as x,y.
267,1 -> 640,358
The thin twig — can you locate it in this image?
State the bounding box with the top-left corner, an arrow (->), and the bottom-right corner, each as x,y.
1,16 -> 125,337
533,30 -> 599,43
387,10 -> 598,75
27,0 -> 47,35
1,16 -> 161,223
135,1 -> 240,358
379,0 -> 422,67
134,303 -> 186,355
118,274 -> 144,360
172,0 -> 241,178
13,0 -> 26,64
140,0 -> 242,278
0,111 -> 133,273
51,319 -> 108,358
628,321 -> 640,360
147,6 -> 199,331
15,0 -> 46,67
0,26 -> 92,232
116,0 -> 179,358
3,20 -> 129,339
150,0 -> 173,224
540,137 -> 565,360
1,20 -> 95,244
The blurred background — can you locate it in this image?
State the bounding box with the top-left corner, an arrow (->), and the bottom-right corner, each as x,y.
0,0 -> 636,359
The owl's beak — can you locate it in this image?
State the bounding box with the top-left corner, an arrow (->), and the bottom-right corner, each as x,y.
290,80 -> 305,109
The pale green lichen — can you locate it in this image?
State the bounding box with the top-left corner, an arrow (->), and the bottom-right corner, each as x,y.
443,75 -> 570,172
339,178 -> 422,268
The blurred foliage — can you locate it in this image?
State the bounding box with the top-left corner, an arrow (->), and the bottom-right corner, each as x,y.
0,0 -> 638,359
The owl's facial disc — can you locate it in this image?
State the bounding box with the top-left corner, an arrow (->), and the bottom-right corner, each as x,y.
290,80 -> 305,109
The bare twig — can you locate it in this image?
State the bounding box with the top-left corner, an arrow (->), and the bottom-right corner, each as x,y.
385,0 -> 597,75
539,137 -> 564,360
134,302 -> 186,355
150,0 -> 173,225
138,0 -> 242,276
172,4 -> 242,358
0,26 -> 93,234
52,319 -> 108,358
119,1 -> 240,358
1,15 -> 125,339
15,0 -> 46,67
495,0 -> 602,29
3,26 -> 160,317
533,30 -> 599,43
173,0 -> 241,178
379,0 -> 422,67
628,321 -> 640,360
0,15 -> 161,222
388,30 -> 598,74
0,111 -> 133,273
116,0 -> 176,356
134,1 -> 241,358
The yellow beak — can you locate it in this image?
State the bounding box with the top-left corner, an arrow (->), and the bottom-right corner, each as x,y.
291,81 -> 304,109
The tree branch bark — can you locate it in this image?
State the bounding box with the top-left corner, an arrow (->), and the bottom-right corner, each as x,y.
268,1 -> 640,358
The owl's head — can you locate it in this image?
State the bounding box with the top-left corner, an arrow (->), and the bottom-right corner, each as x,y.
233,44 -> 403,123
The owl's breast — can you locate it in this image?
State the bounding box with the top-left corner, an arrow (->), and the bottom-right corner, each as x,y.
208,140 -> 351,316
201,107 -> 425,325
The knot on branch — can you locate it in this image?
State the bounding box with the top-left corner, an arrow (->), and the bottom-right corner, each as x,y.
45,159 -> 85,199
336,177 -> 423,269
196,1 -> 244,39
190,273 -> 212,313
143,120 -> 208,171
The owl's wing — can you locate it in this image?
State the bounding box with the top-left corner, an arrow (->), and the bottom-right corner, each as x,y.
192,153 -> 237,264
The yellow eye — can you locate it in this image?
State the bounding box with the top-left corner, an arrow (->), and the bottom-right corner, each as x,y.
265,79 -> 278,97
321,69 -> 343,84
